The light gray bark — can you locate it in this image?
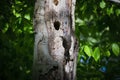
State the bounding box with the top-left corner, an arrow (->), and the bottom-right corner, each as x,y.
33,0 -> 78,80
110,0 -> 120,3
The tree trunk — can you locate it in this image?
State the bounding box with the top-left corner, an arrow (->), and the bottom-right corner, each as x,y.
33,0 -> 78,80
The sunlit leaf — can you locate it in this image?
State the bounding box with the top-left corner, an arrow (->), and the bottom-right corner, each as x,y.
75,18 -> 85,26
105,50 -> 111,57
84,45 -> 91,57
92,47 -> 100,62
107,7 -> 113,16
12,5 -> 21,18
112,43 -> 119,56
17,29 -> 22,34
24,14 -> 30,20
100,1 -> 106,9
16,0 -> 22,4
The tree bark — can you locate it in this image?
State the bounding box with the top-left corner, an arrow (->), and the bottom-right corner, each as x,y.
33,0 -> 78,80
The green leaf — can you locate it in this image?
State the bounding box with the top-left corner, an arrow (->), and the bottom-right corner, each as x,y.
92,47 -> 100,62
26,70 -> 30,74
105,50 -> 111,57
24,14 -> 30,20
107,7 -> 113,16
87,37 -> 97,43
75,18 -> 85,26
112,43 -> 119,56
100,1 -> 106,9
116,9 -> 120,16
84,45 -> 91,57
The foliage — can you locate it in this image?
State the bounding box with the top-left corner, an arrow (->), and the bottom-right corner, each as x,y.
0,0 -> 34,80
75,0 -> 120,79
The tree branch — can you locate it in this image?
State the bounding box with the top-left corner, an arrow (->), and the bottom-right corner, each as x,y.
109,0 -> 120,3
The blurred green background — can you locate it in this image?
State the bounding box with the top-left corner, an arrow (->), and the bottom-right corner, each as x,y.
0,0 -> 120,80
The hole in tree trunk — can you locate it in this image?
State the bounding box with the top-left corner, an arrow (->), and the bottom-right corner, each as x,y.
54,21 -> 60,30
53,0 -> 59,6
